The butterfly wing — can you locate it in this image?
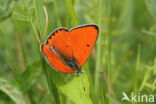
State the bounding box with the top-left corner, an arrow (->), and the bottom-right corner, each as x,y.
41,25 -> 99,73
46,28 -> 73,58
41,28 -> 75,73
70,25 -> 99,66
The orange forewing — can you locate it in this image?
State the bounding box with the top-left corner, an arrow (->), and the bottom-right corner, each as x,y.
41,24 -> 99,73
46,29 -> 73,58
41,29 -> 75,73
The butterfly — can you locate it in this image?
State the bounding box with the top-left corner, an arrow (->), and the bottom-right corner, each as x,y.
41,24 -> 99,73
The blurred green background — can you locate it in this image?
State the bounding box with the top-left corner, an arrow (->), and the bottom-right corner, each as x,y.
0,0 -> 156,104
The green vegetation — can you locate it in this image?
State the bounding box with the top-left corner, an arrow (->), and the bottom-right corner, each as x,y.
0,0 -> 155,104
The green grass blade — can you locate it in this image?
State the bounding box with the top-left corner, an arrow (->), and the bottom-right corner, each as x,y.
65,0 -> 78,26
33,0 -> 45,37
42,59 -> 60,104
44,63 -> 92,104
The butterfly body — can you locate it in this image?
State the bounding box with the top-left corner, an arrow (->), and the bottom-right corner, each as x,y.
50,46 -> 82,73
41,24 -> 99,73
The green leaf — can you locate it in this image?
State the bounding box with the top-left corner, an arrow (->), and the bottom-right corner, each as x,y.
0,78 -> 26,104
46,65 -> 92,104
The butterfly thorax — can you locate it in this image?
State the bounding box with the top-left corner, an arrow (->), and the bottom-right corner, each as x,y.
50,46 -> 81,73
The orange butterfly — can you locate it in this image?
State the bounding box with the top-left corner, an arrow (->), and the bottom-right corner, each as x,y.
41,24 -> 99,73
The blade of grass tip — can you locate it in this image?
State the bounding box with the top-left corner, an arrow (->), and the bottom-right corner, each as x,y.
22,0 -> 41,45
42,6 -> 49,41
139,61 -> 156,91
33,0 -> 45,37
139,68 -> 149,91
94,0 -> 102,102
65,0 -> 78,26
132,44 -> 141,104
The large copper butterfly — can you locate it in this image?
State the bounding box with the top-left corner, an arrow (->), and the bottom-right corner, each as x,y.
41,24 -> 99,73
